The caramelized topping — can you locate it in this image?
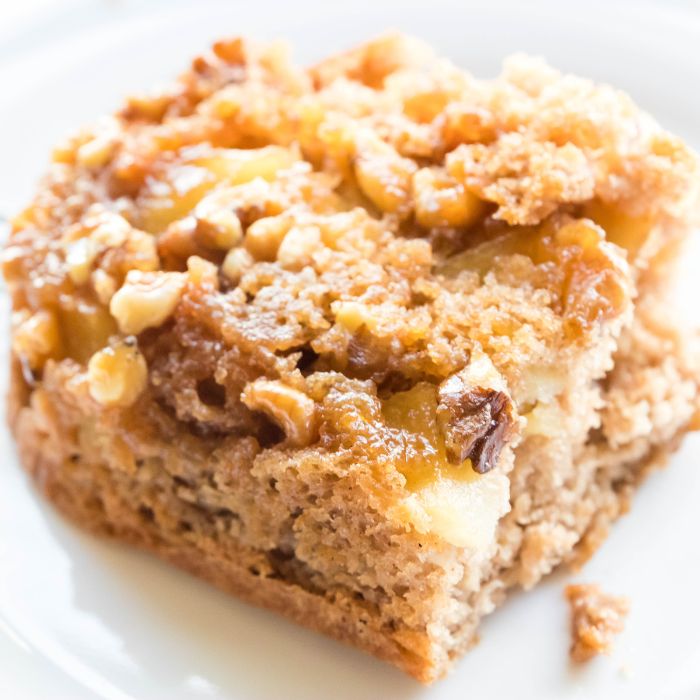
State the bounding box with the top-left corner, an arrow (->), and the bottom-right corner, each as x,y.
438,216 -> 631,337
137,146 -> 300,234
380,380 -> 513,486
5,34 -> 694,522
59,302 -> 118,363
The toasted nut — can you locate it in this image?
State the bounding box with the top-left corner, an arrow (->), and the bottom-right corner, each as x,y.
245,215 -> 291,261
333,300 -> 379,333
52,141 -> 77,165
194,191 -> 244,249
64,210 -> 158,286
66,237 -> 100,285
110,270 -> 187,334
436,384 -> 514,472
241,379 -> 318,447
118,228 -> 160,272
221,247 -> 254,284
187,255 -> 219,288
88,340 -> 148,407
197,145 -> 298,186
413,167 -> 484,228
76,134 -> 117,168
87,210 -> 131,248
12,310 -> 60,369
92,269 -> 118,305
199,208 -> 243,249
212,37 -> 245,63
276,225 -> 322,270
436,355 -> 516,473
354,142 -> 416,215
122,92 -> 171,122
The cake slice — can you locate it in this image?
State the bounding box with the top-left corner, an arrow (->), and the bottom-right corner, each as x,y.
4,34 -> 699,682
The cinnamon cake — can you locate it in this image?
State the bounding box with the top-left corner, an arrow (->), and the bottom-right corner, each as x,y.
4,34 -> 699,682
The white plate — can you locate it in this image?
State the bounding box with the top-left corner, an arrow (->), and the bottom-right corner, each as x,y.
1,1 -> 699,698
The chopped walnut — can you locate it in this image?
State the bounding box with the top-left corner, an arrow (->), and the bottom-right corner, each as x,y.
193,189 -> 244,250
110,270 -> 187,334
566,584 -> 629,663
186,255 -> 219,288
65,237 -> 100,285
333,300 -> 378,333
121,91 -> 172,122
12,310 -> 61,370
413,167 -> 484,229
87,339 -> 148,407
92,269 -> 118,304
436,359 -> 516,473
86,208 -> 131,248
241,379 -> 318,447
221,247 -> 254,284
277,225 -> 322,270
76,133 -> 118,168
354,137 -> 417,216
62,208 -> 159,292
245,214 -> 292,261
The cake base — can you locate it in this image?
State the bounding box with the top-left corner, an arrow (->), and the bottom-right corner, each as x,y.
8,314 -> 691,683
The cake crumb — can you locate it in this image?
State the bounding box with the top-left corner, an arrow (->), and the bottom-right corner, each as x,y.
565,583 -> 629,662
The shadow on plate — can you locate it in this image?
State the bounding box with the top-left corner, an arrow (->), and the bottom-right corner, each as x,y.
51,516 -> 425,700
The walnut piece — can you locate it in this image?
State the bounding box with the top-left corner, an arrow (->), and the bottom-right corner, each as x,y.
354,138 -> 417,216
65,237 -> 100,285
412,166 -> 483,229
276,225 -> 322,270
241,379 -> 318,447
193,189 -> 244,250
222,247 -> 254,284
12,310 -> 61,370
437,367 -> 516,473
110,270 -> 187,335
565,583 -> 629,663
76,133 -> 117,168
245,214 -> 292,261
87,340 -> 148,407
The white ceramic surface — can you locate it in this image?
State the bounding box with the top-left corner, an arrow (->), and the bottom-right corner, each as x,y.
1,1 -> 699,698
